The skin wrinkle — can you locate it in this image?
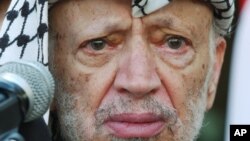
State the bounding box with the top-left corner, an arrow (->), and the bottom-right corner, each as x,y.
48,0 -> 226,141
50,2 -> 131,68
53,68 -> 209,141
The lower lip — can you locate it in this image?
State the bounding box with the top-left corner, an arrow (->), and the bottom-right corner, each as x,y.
106,120 -> 165,138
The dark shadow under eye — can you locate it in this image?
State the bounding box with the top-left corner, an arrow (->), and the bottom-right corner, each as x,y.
90,39 -> 106,50
167,37 -> 185,50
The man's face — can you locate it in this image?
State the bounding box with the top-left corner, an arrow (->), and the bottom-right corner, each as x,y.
49,0 -> 225,141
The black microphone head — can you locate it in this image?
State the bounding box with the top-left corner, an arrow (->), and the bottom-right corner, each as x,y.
0,61 -> 54,122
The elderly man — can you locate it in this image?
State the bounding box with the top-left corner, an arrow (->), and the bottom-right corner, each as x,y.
48,0 -> 235,141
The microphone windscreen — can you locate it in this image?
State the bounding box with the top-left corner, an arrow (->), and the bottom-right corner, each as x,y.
0,61 -> 54,122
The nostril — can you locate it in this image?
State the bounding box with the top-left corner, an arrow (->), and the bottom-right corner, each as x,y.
117,87 -> 129,94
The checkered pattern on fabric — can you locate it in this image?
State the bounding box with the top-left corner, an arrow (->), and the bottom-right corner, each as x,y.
0,0 -> 48,65
132,0 -> 235,35
49,0 -> 235,35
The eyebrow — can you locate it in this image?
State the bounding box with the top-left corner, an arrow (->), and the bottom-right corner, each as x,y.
80,17 -> 131,40
146,14 -> 194,38
105,22 -> 130,34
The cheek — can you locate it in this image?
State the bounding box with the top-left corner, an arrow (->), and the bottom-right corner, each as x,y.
177,62 -> 210,122
182,65 -> 208,96
157,50 -> 210,114
51,42 -> 118,112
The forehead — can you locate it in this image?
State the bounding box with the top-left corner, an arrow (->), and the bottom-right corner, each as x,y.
50,0 -> 213,37
50,0 -> 212,17
143,0 -> 213,37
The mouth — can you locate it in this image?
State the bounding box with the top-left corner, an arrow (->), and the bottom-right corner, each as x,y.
105,113 -> 166,138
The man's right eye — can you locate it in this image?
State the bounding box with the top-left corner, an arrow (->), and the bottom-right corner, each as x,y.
79,39 -> 108,55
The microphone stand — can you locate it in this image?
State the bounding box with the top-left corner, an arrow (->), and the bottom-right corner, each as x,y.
0,79 -> 27,141
0,129 -> 24,141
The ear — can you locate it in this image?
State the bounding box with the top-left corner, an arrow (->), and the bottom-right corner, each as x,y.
206,37 -> 227,110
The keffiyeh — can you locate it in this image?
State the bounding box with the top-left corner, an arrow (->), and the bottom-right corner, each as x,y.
0,0 -> 235,65
132,0 -> 235,35
0,0 -> 48,65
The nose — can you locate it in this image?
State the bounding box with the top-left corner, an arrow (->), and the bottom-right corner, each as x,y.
113,19 -> 161,98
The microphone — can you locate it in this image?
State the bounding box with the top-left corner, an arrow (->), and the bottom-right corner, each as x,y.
0,61 -> 54,139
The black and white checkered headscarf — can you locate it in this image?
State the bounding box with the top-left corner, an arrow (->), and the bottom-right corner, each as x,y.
0,0 -> 235,65
0,0 -> 48,65
132,0 -> 235,36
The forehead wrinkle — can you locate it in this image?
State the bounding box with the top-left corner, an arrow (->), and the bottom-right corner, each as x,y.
144,14 -> 194,39
50,0 -> 132,36
104,19 -> 131,35
77,15 -> 131,40
142,0 -> 213,39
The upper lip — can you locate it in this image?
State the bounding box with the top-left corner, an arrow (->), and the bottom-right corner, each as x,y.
106,113 -> 165,123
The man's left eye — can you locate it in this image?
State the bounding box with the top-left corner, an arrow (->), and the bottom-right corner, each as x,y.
89,39 -> 107,51
165,36 -> 187,50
